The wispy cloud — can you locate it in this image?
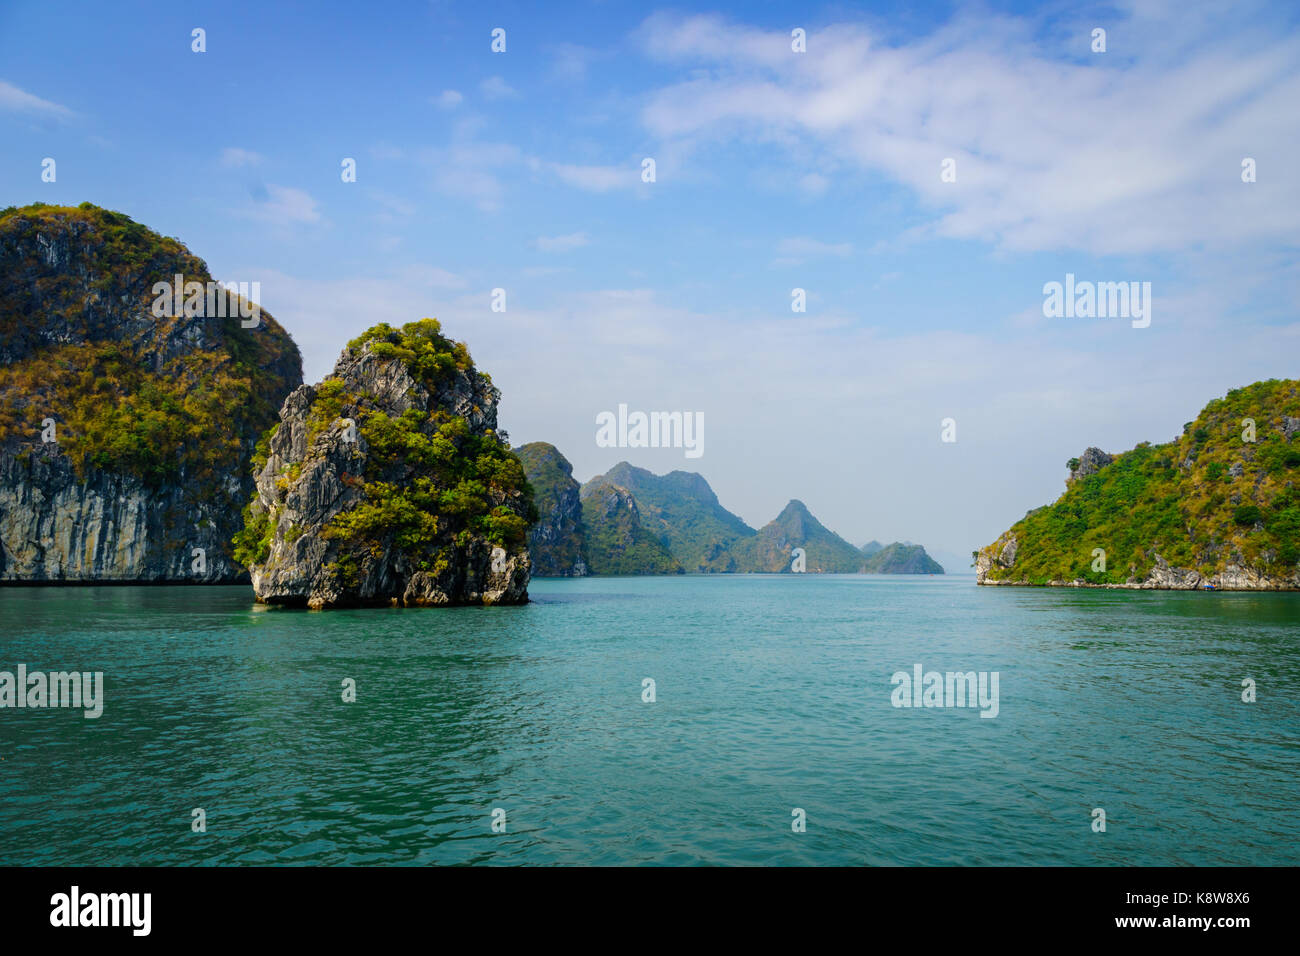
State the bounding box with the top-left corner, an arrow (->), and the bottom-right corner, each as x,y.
0,80 -> 72,118
433,89 -> 463,109
367,189 -> 415,222
243,184 -> 322,225
547,42 -> 605,81
638,10 -> 1300,254
220,147 -> 263,168
549,162 -> 633,192
774,236 -> 853,265
422,141 -> 522,212
534,232 -> 590,253
480,76 -> 517,100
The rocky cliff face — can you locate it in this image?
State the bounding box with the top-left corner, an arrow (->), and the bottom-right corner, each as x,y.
238,320 -> 532,608
579,477 -> 681,574
0,203 -> 301,582
977,380 -> 1300,589
515,442 -> 588,576
1066,447 -> 1114,485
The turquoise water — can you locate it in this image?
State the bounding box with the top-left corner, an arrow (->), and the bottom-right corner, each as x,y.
1,575 -> 1297,866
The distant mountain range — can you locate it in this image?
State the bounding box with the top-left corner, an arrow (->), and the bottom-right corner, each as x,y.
516,443 -> 945,576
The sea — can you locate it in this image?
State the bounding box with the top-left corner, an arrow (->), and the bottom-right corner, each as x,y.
1,574 -> 1296,865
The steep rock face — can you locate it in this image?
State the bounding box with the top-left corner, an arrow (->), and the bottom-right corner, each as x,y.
977,380 -> 1300,589
0,203 -> 301,582
579,478 -> 680,574
237,320 -> 533,608
239,319 -> 527,606
515,441 -> 588,576
1067,447 -> 1114,485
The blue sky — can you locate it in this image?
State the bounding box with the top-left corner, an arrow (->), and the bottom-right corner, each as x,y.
3,0 -> 1298,567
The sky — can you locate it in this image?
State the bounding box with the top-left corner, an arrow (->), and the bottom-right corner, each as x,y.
2,0 -> 1298,568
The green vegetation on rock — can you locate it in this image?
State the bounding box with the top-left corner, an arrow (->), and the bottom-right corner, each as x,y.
580,477 -> 681,574
0,202 -> 300,489
526,459 -> 944,575
235,319 -> 534,606
590,462 -> 755,571
726,499 -> 868,572
515,442 -> 589,575
862,542 -> 944,574
0,201 -> 302,582
978,379 -> 1300,585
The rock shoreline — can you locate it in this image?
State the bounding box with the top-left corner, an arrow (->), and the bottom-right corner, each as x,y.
976,535 -> 1300,590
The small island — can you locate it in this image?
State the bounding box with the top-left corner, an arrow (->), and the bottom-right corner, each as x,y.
975,380 -> 1300,589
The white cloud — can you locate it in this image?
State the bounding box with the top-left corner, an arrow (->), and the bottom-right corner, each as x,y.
534,232 -> 590,253
548,42 -> 601,81
797,172 -> 829,196
433,89 -> 463,109
774,236 -> 853,264
244,185 -> 322,225
220,147 -> 262,168
421,141 -> 522,212
0,80 -> 72,117
549,162 -> 632,192
253,267 -> 464,382
638,10 -> 1300,254
480,76 -> 517,100
367,189 -> 415,221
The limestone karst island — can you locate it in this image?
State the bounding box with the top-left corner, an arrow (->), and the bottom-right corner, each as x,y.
976,381 -> 1300,590
1,203 -> 952,606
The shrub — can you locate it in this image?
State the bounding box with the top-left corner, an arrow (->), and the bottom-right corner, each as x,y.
1233,504 -> 1262,526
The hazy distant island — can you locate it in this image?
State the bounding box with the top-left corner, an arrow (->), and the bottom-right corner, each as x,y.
517,444 -> 945,576
0,202 -> 942,602
976,379 -> 1300,590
